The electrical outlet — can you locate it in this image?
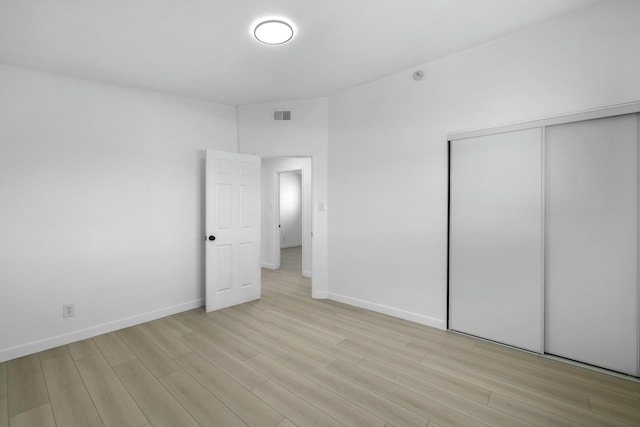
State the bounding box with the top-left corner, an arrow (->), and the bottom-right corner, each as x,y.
63,304 -> 75,318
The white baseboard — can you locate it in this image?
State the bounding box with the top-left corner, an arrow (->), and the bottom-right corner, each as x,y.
261,262 -> 277,270
0,299 -> 204,363
312,291 -> 328,299
327,292 -> 445,330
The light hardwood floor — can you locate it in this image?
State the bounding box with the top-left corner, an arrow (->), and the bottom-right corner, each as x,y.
2,263 -> 640,426
280,246 -> 302,274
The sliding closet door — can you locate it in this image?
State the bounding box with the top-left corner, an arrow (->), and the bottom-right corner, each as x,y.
545,114 -> 639,376
450,128 -> 543,353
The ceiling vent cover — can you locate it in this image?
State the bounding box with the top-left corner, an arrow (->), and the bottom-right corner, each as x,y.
273,110 -> 292,121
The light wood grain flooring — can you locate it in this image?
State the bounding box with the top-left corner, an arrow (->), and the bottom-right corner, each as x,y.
280,246 -> 302,274
2,267 -> 640,426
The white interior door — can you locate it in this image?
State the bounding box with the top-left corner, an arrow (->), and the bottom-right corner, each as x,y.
206,149 -> 261,312
449,128 -> 544,353
545,114 -> 639,376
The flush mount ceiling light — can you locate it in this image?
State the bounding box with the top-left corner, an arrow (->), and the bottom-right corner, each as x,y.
253,19 -> 294,45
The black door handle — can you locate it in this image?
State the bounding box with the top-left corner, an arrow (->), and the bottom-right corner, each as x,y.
208,235 -> 216,241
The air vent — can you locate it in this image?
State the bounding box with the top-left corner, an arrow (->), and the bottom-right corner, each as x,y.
273,110 -> 292,121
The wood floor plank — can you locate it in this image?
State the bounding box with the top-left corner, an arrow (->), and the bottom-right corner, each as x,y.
417,352 -> 631,427
6,355 -> 49,417
0,363 -> 5,399
137,322 -> 191,359
0,397 -> 7,427
153,316 -> 192,337
75,353 -> 148,427
67,339 -> 101,361
475,340 -> 640,398
175,351 -> 284,427
247,353 -> 386,427
420,348 -> 592,410
41,353 -> 102,427
159,370 -> 247,427
116,327 -> 178,377
179,332 -> 268,390
276,419 -> 296,427
179,311 -> 259,361
589,396 -> 640,425
338,336 -> 424,366
221,308 -> 339,367
488,393 -> 582,427
261,319 -> 364,365
333,306 -> 442,339
405,337 -> 447,353
275,350 -> 429,427
251,299 -> 322,326
8,403 -> 56,427
264,312 -> 344,345
113,359 -> 199,427
313,316 -> 412,348
474,341 -> 640,411
326,358 -> 524,427
37,346 -> 69,362
208,311 -> 289,359
252,380 -> 344,427
440,341 -> 630,405
93,332 -> 136,367
357,357 -> 491,405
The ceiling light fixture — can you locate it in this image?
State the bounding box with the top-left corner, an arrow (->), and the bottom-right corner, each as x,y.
253,19 -> 294,45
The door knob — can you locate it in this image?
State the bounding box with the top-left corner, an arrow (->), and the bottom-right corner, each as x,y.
208,235 -> 216,241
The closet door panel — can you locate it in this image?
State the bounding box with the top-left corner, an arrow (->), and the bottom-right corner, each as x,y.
545,114 -> 639,376
450,128 -> 543,353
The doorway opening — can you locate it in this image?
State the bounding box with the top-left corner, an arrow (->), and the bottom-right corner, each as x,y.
278,170 -> 303,274
261,157 -> 313,285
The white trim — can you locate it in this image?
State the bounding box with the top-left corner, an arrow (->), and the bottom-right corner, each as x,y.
275,171 -> 281,270
637,113 -> 640,375
448,101 -> 640,141
540,127 -> 547,355
266,156 -> 314,284
0,299 -> 203,363
312,291 -> 328,299
302,270 -> 312,278
261,262 -> 277,270
328,292 -> 446,330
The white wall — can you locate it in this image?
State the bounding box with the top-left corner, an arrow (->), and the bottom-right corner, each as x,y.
238,98 -> 328,297
261,158 -> 312,276
279,171 -> 303,248
327,0 -> 640,328
0,64 -> 237,361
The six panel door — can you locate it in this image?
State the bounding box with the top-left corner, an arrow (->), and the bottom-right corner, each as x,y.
205,149 -> 261,312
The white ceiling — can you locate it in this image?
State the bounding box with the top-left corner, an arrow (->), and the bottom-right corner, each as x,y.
0,0 -> 600,106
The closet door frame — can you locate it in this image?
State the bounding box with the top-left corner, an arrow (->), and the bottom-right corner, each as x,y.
447,101 -> 640,372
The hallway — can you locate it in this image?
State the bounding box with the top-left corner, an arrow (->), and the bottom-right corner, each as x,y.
279,246 -> 302,275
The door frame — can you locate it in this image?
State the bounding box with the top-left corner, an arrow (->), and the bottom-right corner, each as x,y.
260,154 -> 315,292
275,168 -> 305,272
